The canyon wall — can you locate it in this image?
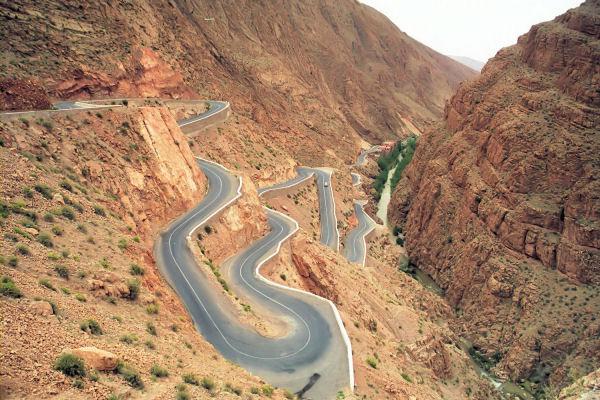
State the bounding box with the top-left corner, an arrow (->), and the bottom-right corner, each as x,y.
0,0 -> 475,166
390,0 -> 599,393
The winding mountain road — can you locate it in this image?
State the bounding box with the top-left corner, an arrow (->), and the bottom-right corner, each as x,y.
343,201 -> 377,266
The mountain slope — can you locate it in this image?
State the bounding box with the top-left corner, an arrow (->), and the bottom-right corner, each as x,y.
448,56 -> 484,72
390,0 -> 600,395
0,0 -> 475,164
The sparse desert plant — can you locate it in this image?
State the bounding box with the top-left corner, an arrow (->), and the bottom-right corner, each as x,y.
39,278 -> 56,291
72,378 -> 84,389
51,226 -> 64,236
34,184 -> 53,199
146,322 -> 157,336
250,387 -> 260,395
182,373 -> 200,386
120,334 -> 138,344
43,212 -> 55,222
117,362 -> 144,389
261,385 -> 274,396
130,264 -> 144,275
366,356 -> 378,369
61,287 -> 71,295
224,382 -> 242,395
93,205 -> 106,217
60,206 -> 75,220
145,340 -> 156,350
75,293 -> 86,302
77,223 -> 87,233
60,180 -> 73,192
16,244 -> 31,256
146,303 -> 159,315
54,353 -> 85,377
54,265 -> 70,279
401,373 -> 412,383
127,279 -> 140,300
48,252 -> 61,261
80,319 -> 102,335
37,232 -> 54,247
150,364 -> 169,378
118,238 -> 128,250
8,256 -> 18,267
22,187 -> 33,198
0,276 -> 22,298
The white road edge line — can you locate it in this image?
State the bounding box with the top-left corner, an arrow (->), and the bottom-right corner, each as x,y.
257,170 -> 314,196
257,207 -> 355,392
179,101 -> 230,127
355,200 -> 377,267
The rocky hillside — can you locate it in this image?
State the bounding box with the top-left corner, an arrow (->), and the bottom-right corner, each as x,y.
390,0 -> 600,395
0,0 -> 474,165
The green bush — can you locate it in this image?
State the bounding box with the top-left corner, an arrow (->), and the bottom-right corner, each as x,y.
120,334 -> 138,344
401,373 -> 412,383
22,187 -> 33,198
262,385 -> 274,396
51,226 -> 64,236
129,264 -> 144,276
146,304 -> 159,315
43,212 -> 55,222
250,387 -> 260,394
8,256 -> 18,267
150,364 -> 169,378
146,322 -> 157,336
54,353 -> 85,377
37,232 -> 54,247
145,340 -> 156,350
182,373 -> 199,386
34,184 -> 53,200
60,180 -> 73,192
39,278 -> 56,291
60,206 -> 76,220
224,382 -> 242,395
80,319 -> 103,335
75,293 -> 86,302
16,244 -> 31,256
117,362 -> 144,389
72,378 -> 84,389
0,276 -> 22,298
117,239 -> 128,250
93,205 -> 106,217
366,356 -> 378,369
127,279 -> 140,300
54,265 -> 70,280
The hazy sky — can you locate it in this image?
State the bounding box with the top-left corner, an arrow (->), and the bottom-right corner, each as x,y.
360,0 -> 582,62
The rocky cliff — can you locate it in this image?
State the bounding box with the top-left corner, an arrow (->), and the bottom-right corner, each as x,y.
0,0 -> 475,165
390,0 -> 600,394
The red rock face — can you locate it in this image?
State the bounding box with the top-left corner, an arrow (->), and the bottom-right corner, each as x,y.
0,78 -> 52,111
389,0 -> 600,391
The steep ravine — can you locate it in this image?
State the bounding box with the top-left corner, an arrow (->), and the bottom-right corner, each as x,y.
389,0 -> 600,396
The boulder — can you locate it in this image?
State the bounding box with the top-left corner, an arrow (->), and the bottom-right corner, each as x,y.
71,347 -> 118,371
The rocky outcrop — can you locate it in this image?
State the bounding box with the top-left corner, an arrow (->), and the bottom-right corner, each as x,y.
70,347 -> 118,371
0,78 -> 52,111
389,0 -> 600,392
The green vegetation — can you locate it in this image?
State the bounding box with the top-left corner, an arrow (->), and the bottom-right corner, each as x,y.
389,136 -> 417,191
75,293 -> 86,302
16,244 -> 31,255
118,238 -> 128,250
54,265 -> 70,279
34,184 -> 53,200
51,226 -> 64,236
150,364 -> 169,378
146,322 -> 157,336
146,303 -> 159,315
127,279 -> 140,300
401,373 -> 413,383
201,377 -> 215,391
262,385 -> 275,396
60,206 -> 76,220
37,232 -> 54,247
373,136 -> 417,200
129,264 -> 144,275
8,256 -> 18,267
93,205 -> 106,217
366,356 -> 378,369
224,382 -> 242,395
0,276 -> 22,298
54,353 -> 85,377
43,212 -> 55,222
117,361 -> 144,389
182,373 -> 200,386
80,319 -> 103,335
39,278 -> 56,291
120,334 -> 138,344
60,180 -> 73,192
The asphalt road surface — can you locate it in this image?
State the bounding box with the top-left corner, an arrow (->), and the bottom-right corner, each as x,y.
343,201 -> 377,266
155,159 -> 351,399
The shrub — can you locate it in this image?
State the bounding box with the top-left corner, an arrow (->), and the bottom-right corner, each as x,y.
54,353 -> 85,377
80,319 -> 102,335
60,180 -> 73,192
93,205 -> 106,217
150,364 -> 169,378
401,373 -> 412,383
34,184 -> 53,200
19,217 -> 37,228
60,206 -> 75,220
224,383 -> 242,395
204,225 -> 212,234
0,276 -> 22,298
48,252 -> 61,261
51,226 -> 64,236
117,362 -> 144,389
146,322 -> 157,336
37,232 -> 54,247
73,378 -> 84,389
99,257 -> 110,268
262,385 -> 274,396
284,390 -> 295,399
120,334 -> 138,344
43,212 -> 55,222
366,356 -> 378,369
4,232 -> 18,242
22,187 -> 34,198
77,223 -> 87,233
54,265 -> 70,279
122,100 -> 129,106
127,279 -> 140,300
170,324 -> 179,332
61,287 -> 71,295
117,239 -> 128,250
75,293 -> 86,302
145,340 -> 156,350
176,391 -> 190,400
133,236 -> 140,243
129,264 -> 144,276
39,278 -> 56,291
146,304 -> 159,315
250,387 -> 260,395
8,256 -> 18,267
182,373 -> 199,386
16,244 -> 31,256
